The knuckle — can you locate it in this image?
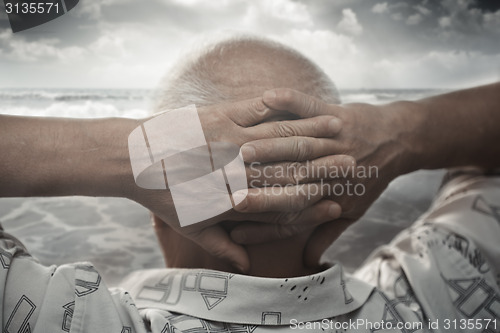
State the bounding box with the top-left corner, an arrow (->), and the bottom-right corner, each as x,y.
275,121 -> 296,137
287,162 -> 303,185
309,99 -> 320,115
295,138 -> 312,161
250,99 -> 267,111
249,99 -> 268,116
247,99 -> 270,122
300,95 -> 316,116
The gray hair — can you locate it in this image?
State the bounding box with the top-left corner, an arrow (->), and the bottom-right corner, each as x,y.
153,34 -> 340,112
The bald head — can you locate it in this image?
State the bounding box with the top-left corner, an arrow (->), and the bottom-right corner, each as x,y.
155,36 -> 339,111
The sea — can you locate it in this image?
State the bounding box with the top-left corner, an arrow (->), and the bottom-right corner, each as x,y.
0,88 -> 447,118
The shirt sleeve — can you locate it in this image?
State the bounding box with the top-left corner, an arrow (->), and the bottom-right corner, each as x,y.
354,175 -> 500,330
0,224 -> 146,333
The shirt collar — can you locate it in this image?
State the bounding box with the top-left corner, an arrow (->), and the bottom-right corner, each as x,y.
124,263 -> 373,325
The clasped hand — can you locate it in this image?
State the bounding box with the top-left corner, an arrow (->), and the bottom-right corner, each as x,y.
146,89 -> 410,271
229,89 -> 410,268
133,94 -> 353,272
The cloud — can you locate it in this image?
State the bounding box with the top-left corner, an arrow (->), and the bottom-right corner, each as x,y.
75,2 -> 102,20
372,2 -> 389,14
169,0 -> 231,8
87,61 -> 168,88
391,12 -> 403,21
243,0 -> 312,30
0,29 -> 87,62
438,16 -> 452,28
484,10 -> 500,32
265,0 -> 312,24
2,0 -> 499,89
414,4 -> 431,16
337,8 -> 363,36
276,29 -> 358,59
74,0 -> 123,20
436,0 -> 492,34
89,34 -> 127,60
273,29 -> 368,88
372,50 -> 500,88
406,13 -> 422,25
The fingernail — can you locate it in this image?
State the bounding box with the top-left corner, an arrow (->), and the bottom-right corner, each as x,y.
263,90 -> 277,103
328,203 -> 340,218
328,118 -> 342,134
240,144 -> 256,161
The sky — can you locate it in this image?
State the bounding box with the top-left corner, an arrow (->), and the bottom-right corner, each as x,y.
1,0 -> 499,89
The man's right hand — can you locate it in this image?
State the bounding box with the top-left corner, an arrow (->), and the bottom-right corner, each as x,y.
230,82 -> 500,268
230,88 -> 417,266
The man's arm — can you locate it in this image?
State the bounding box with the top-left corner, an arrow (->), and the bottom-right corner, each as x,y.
230,82 -> 500,265
0,115 -> 137,198
403,82 -> 500,171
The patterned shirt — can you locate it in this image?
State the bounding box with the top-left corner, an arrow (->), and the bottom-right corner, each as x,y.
1,176 -> 500,332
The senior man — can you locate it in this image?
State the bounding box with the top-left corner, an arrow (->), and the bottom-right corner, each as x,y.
1,34 -> 500,332
145,36 -> 500,333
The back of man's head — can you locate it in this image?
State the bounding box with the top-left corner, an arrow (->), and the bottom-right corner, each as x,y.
153,34 -> 340,277
155,35 -> 339,111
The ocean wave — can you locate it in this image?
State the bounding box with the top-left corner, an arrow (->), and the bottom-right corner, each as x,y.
0,101 -> 150,119
340,89 -> 444,104
0,89 -> 152,102
341,93 -> 379,104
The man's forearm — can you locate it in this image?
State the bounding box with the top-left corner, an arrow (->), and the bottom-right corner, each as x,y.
0,115 -> 139,198
398,82 -> 500,173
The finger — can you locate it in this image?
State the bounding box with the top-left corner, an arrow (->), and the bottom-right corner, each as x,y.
245,115 -> 342,140
188,225 -> 250,273
233,182 -> 328,213
223,97 -> 288,127
303,219 -> 353,267
230,200 -> 341,244
241,136 -> 346,163
263,88 -> 342,118
246,155 -> 356,186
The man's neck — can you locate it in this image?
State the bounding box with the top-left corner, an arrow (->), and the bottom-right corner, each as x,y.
154,223 -> 321,278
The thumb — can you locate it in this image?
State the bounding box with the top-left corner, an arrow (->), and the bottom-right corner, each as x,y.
189,225 -> 250,273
